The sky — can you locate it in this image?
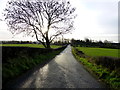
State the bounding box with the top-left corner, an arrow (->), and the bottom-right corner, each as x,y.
0,0 -> 119,43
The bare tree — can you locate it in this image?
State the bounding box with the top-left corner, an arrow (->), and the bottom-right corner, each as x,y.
4,0 -> 76,48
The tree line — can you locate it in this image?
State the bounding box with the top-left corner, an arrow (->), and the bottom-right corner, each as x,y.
2,41 -> 36,44
1,39 -> 70,45
71,38 -> 120,49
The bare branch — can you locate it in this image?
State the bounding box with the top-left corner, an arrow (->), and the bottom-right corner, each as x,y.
4,0 -> 76,48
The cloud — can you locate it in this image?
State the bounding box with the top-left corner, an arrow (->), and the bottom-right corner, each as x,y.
68,0 -> 118,42
82,0 -> 118,33
0,0 -> 119,42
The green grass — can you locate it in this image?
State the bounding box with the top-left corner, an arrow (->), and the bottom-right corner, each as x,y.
76,47 -> 119,58
0,44 -> 61,48
72,47 -> 120,89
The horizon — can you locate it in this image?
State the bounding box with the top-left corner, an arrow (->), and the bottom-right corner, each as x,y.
0,38 -> 119,43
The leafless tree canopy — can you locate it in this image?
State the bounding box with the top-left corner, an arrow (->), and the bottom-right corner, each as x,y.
4,0 -> 76,48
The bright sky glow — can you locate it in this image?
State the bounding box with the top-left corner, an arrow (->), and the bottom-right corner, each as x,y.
0,0 -> 119,43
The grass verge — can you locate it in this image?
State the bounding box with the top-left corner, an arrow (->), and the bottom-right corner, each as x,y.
3,47 -> 65,88
72,47 -> 120,89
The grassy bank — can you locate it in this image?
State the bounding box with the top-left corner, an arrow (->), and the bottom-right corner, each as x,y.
2,46 -> 66,87
72,47 -> 120,89
0,44 -> 61,48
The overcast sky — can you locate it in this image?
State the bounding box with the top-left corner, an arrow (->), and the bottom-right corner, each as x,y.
0,0 -> 119,43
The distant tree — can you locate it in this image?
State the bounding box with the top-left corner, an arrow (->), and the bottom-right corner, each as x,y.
85,38 -> 89,43
98,40 -> 103,43
104,40 -> 109,43
4,0 -> 76,48
71,38 -> 76,46
103,40 -> 112,48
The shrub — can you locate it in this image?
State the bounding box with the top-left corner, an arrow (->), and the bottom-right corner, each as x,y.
95,56 -> 120,71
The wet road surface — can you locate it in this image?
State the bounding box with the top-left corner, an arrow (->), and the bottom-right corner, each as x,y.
14,45 -> 104,88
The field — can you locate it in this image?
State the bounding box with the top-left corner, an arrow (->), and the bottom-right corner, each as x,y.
76,47 -> 119,58
0,44 -> 61,48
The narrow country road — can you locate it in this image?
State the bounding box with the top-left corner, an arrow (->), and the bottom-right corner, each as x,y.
13,45 -> 104,88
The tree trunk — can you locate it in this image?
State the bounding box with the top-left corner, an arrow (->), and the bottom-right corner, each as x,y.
45,36 -> 51,49
46,42 -> 51,49
46,39 -> 51,49
41,42 -> 47,48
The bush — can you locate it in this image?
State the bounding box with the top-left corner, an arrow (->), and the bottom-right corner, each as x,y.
95,56 -> 120,71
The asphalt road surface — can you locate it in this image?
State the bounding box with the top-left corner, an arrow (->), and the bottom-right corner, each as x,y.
13,45 -> 104,88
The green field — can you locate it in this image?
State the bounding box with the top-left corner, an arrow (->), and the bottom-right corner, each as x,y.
0,44 -> 61,48
76,47 -> 119,58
